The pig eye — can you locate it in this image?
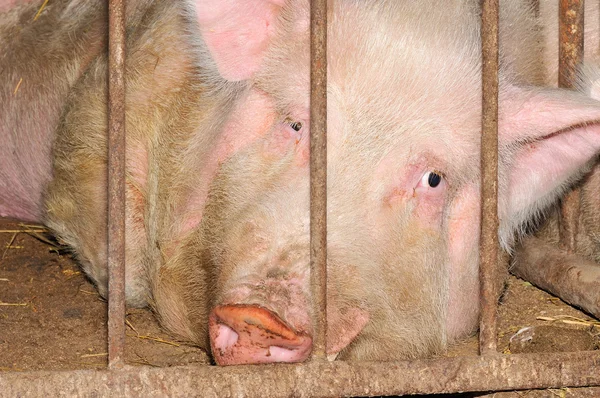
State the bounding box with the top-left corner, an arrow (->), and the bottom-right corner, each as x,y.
422,171 -> 443,188
284,117 -> 303,132
290,121 -> 302,132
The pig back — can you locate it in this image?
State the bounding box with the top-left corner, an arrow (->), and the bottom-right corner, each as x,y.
0,0 -> 108,221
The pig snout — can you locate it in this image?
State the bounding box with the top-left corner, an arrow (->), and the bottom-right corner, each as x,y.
207,273 -> 370,364
209,304 -> 312,365
208,276 -> 314,365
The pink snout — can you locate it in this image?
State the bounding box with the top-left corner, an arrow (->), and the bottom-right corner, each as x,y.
209,304 -> 313,365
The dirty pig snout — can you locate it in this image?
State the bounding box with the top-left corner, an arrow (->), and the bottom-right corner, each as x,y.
207,276 -> 369,365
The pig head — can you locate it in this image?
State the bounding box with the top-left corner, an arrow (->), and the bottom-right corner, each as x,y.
4,0 -> 600,366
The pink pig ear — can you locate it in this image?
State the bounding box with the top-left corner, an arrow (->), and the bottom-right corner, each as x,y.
499,85 -> 600,241
193,0 -> 286,81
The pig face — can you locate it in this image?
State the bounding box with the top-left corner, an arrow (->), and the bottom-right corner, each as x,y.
198,1 -> 471,363
190,0 -> 600,365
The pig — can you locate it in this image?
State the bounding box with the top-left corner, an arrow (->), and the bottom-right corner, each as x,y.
3,0 -> 600,366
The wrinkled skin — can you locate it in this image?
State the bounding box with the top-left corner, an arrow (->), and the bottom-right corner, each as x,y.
3,0 -> 600,365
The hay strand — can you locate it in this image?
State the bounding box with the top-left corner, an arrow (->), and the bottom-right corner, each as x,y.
13,78 -> 22,95
33,0 -> 49,21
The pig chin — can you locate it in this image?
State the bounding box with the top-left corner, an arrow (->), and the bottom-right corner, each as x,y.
207,276 -> 369,365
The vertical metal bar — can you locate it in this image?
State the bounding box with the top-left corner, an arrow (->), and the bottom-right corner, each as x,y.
107,0 -> 126,370
310,0 -> 328,361
479,0 -> 500,356
558,0 -> 584,253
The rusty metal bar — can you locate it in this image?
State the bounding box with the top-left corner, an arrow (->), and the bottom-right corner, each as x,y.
107,0 -> 126,370
559,0 -> 585,89
558,0 -> 585,253
309,0 -> 328,361
3,352 -> 600,397
479,0 -> 500,356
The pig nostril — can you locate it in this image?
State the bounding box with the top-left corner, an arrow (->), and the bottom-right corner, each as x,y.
213,324 -> 239,351
268,345 -> 306,362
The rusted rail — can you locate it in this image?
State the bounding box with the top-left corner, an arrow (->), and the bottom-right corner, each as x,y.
479,0 -> 500,356
559,0 -> 585,91
2,352 -> 600,397
309,0 -> 328,360
107,0 -> 127,370
558,0 -> 585,252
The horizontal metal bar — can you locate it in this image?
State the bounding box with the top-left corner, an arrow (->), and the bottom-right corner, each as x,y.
2,352 -> 600,397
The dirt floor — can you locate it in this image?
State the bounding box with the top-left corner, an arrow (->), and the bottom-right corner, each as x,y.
0,218 -> 209,371
1,217 -> 599,397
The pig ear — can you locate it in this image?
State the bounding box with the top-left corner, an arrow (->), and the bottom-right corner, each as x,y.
193,0 -> 286,81
499,85 -> 600,242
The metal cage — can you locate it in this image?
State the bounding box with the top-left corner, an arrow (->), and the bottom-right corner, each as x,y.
2,0 -> 600,396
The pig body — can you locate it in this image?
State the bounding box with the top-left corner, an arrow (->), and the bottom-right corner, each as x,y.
3,0 -> 600,365
0,0 -> 107,221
